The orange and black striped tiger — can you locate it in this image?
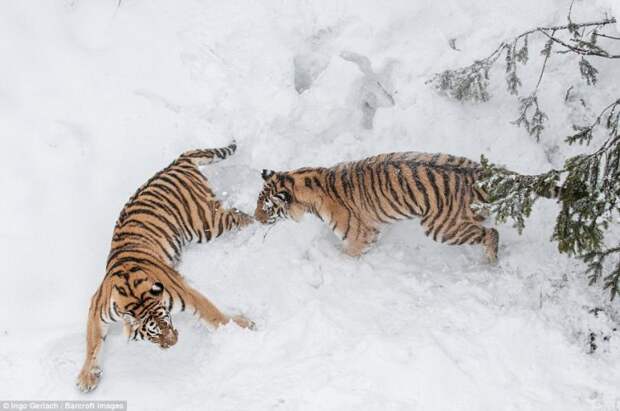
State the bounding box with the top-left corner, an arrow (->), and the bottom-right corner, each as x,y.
77,142 -> 254,392
255,152 -> 558,261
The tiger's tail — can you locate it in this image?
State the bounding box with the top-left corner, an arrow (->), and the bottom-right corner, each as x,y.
180,141 -> 237,166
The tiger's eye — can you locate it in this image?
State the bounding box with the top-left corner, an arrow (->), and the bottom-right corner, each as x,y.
150,282 -> 164,295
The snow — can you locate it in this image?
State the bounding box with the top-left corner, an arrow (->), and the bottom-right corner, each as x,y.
1,0 -> 620,409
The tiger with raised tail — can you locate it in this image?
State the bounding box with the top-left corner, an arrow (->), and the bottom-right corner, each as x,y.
77,142 -> 254,392
255,152 -> 559,261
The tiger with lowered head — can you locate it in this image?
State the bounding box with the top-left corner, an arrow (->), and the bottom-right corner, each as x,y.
77,142 -> 254,392
255,152 -> 559,261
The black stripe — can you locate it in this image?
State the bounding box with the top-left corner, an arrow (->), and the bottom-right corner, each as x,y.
148,182 -> 196,233
157,175 -> 198,232
118,208 -> 182,252
140,191 -> 194,243
165,172 -> 211,242
376,163 -> 409,219
368,166 -> 396,222
411,166 -> 431,215
113,220 -> 180,263
398,164 -> 423,215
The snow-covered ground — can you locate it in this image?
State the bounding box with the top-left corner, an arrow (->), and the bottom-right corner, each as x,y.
2,0 -> 620,409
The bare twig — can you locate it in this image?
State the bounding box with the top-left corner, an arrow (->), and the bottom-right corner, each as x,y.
516,17 -> 616,39
538,29 -> 620,58
567,0 -> 576,23
535,29 -> 555,91
594,32 -> 620,41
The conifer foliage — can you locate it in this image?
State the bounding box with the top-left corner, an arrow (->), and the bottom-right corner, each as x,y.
478,99 -> 620,298
427,8 -> 617,140
429,4 -> 620,298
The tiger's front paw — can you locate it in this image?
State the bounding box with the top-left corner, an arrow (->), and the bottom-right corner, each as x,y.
232,315 -> 255,330
234,209 -> 254,228
76,366 -> 102,392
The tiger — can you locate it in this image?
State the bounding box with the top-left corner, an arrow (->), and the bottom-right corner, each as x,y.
254,152 -> 559,261
77,142 -> 254,392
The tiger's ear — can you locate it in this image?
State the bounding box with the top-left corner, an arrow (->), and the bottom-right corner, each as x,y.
261,169 -> 275,180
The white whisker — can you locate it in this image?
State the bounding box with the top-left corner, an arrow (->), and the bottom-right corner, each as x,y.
262,224 -> 275,242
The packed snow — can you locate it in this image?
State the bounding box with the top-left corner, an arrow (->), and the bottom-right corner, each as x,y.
2,0 -> 620,410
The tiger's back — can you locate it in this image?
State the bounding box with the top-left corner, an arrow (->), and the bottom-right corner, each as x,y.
331,151 -> 486,223
110,143 -> 250,267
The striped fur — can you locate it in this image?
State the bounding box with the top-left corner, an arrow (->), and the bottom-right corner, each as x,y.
77,143 -> 254,392
255,152 -> 509,259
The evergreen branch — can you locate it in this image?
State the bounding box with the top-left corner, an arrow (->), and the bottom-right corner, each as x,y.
425,43 -> 507,102
434,3 -> 620,300
579,57 -> 599,85
512,94 -> 548,141
428,12 -> 618,140
566,98 -> 620,145
480,97 -> 620,299
583,247 -> 620,299
477,156 -> 561,233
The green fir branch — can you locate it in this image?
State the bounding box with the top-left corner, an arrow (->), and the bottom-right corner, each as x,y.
427,12 -> 617,140
479,98 -> 620,299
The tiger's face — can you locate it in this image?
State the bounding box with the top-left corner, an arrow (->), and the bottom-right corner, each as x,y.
255,169 -> 293,224
112,275 -> 178,349
125,302 -> 178,349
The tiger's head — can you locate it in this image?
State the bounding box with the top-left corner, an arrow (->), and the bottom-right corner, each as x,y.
111,273 -> 178,349
255,169 -> 298,224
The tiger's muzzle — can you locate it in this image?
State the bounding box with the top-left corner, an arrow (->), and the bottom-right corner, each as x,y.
151,321 -> 178,349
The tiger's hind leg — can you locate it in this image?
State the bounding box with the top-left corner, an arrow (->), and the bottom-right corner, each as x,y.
482,227 -> 499,263
425,217 -> 499,263
472,206 -> 490,222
